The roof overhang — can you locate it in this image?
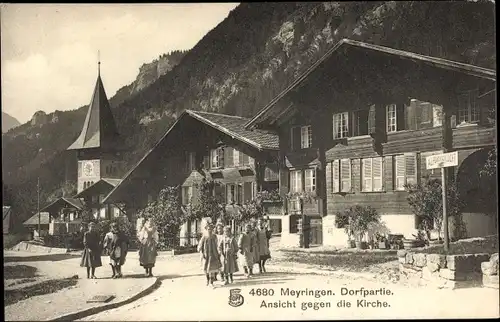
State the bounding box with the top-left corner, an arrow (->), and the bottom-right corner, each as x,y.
245,38 -> 496,129
74,179 -> 118,199
40,197 -> 84,213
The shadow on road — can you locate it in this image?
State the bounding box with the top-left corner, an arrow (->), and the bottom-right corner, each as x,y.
4,253 -> 80,263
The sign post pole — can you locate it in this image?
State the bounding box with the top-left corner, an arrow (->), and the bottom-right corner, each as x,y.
441,166 -> 449,252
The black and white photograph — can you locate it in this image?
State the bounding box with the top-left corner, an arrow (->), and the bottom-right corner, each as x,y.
1,2 -> 498,320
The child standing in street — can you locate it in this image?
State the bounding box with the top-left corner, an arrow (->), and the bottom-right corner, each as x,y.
238,223 -> 254,278
215,221 -> 225,281
103,222 -> 129,279
218,225 -> 239,285
80,222 -> 102,279
197,222 -> 222,288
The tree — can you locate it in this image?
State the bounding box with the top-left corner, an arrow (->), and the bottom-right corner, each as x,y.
188,179 -> 226,225
139,186 -> 187,250
405,176 -> 464,241
236,190 -> 281,225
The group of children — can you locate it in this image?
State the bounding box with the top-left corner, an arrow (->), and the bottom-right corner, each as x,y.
197,218 -> 272,288
80,218 -> 159,279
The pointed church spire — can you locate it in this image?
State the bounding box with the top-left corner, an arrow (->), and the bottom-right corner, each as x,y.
67,60 -> 121,151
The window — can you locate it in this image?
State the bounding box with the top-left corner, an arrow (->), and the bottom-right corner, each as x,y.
226,184 -> 243,204
395,154 -> 418,191
233,149 -> 240,166
210,148 -> 224,169
406,99 -> 444,130
304,168 -> 316,192
290,170 -> 303,193
331,159 -> 351,193
458,90 -> 479,124
333,112 -> 349,139
362,157 -> 383,192
300,125 -> 312,149
351,110 -> 369,137
386,104 -> 397,133
181,186 -> 193,205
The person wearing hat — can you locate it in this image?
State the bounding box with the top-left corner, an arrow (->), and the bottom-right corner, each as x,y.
238,223 -> 255,278
80,222 -> 102,279
197,222 -> 222,288
103,222 -> 129,279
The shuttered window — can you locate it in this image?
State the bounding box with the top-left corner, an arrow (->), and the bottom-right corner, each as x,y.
226,184 -> 236,204
386,104 -> 397,133
290,127 -> 301,151
181,186 -> 193,205
243,182 -> 253,202
233,149 -> 240,166
332,160 -> 340,193
395,153 -> 418,190
340,159 -> 351,192
237,184 -> 243,204
304,168 -> 316,192
362,157 -> 383,192
301,126 -> 312,148
333,112 -> 349,139
290,170 -> 302,193
224,147 -> 234,168
210,148 -> 224,169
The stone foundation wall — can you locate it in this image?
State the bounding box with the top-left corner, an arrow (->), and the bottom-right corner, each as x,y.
397,250 -> 496,289
481,253 -> 499,289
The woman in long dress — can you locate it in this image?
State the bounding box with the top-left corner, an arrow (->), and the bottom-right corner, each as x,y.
80,222 -> 102,279
218,225 -> 239,284
197,222 -> 222,288
214,221 -> 225,281
138,218 -> 158,277
238,223 -> 254,278
255,218 -> 272,273
103,222 -> 129,279
250,220 -> 259,268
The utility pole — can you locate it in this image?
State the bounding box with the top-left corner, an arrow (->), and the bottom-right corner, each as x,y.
37,177 -> 41,238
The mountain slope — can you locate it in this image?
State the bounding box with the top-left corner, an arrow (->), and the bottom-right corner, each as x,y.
2,1 -> 495,224
2,112 -> 21,133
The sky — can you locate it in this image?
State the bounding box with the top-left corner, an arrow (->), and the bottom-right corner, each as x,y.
0,3 -> 239,123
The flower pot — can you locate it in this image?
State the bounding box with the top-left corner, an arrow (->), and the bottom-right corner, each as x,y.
378,241 -> 388,250
428,239 -> 444,246
347,240 -> 356,248
355,241 -> 368,250
403,239 -> 425,249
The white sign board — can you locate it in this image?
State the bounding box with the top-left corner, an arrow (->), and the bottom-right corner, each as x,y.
426,151 -> 458,170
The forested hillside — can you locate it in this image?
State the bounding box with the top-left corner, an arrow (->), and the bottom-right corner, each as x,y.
2,1 -> 495,224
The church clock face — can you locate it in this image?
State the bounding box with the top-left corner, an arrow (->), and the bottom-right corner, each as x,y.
83,161 -> 94,177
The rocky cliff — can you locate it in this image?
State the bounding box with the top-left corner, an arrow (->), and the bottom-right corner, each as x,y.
2,112 -> 21,133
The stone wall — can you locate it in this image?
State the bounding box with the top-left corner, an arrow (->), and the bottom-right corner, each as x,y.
397,250 -> 494,289
481,253 -> 499,289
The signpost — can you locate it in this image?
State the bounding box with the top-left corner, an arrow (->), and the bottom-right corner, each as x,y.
426,151 -> 458,252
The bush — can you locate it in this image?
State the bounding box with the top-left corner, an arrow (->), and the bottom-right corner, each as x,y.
344,206 -> 380,242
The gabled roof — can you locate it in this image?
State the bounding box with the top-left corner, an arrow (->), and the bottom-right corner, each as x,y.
245,38 -> 497,129
67,70 -> 121,151
74,178 -> 122,198
40,197 -> 85,213
102,110 -> 279,204
23,212 -> 50,226
186,110 -> 279,150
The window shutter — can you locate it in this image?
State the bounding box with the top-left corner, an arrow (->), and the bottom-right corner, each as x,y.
405,153 -> 417,186
340,159 -> 351,192
420,102 -> 433,128
406,100 -> 418,131
297,171 -> 303,192
203,153 -> 210,170
192,185 -> 200,206
292,127 -> 301,151
224,147 -> 233,168
218,148 -> 224,167
373,157 -> 383,191
384,156 -> 393,191
237,184 -> 243,204
368,105 -> 376,134
243,182 -> 253,202
233,148 -> 240,166
332,160 -> 340,193
395,155 -> 406,190
362,158 -> 373,191
396,104 -> 405,131
432,105 -> 443,127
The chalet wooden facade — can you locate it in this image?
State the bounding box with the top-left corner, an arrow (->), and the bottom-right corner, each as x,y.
103,110 -> 280,245
245,39 -> 497,247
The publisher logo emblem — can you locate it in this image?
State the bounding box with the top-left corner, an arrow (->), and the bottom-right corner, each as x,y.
228,288 -> 244,307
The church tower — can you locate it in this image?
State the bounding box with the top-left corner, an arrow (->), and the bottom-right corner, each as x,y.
67,60 -> 125,193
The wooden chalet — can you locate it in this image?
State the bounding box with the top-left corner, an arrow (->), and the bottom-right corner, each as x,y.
73,178 -> 123,220
245,39 -> 497,247
103,110 -> 280,245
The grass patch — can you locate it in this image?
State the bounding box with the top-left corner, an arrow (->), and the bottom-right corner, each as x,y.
4,277 -> 78,306
4,265 -> 38,279
6,278 -> 38,288
278,251 -> 398,272
417,235 -> 498,255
